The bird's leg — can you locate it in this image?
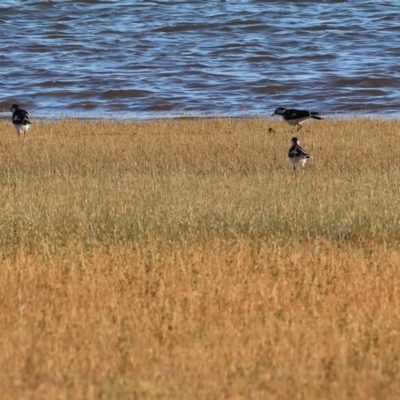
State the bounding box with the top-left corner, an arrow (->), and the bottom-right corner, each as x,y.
297,124 -> 302,131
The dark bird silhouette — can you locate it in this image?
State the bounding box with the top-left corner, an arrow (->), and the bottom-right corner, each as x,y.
288,137 -> 311,170
272,107 -> 323,130
10,104 -> 32,135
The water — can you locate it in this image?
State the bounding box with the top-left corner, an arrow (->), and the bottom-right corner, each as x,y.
1,0 -> 400,119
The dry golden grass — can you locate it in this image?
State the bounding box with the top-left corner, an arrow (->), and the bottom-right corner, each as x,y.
1,117 -> 400,399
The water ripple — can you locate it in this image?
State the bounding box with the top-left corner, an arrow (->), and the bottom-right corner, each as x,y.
1,0 -> 400,119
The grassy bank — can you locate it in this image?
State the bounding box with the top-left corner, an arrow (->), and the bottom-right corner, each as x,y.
1,117 -> 400,399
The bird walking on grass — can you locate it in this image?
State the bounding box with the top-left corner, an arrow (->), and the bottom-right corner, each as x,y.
288,137 -> 311,170
272,107 -> 323,131
10,104 -> 32,135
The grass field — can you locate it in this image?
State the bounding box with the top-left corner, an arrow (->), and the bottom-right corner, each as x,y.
1,117 -> 400,399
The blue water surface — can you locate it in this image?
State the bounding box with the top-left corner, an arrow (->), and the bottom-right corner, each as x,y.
1,0 -> 400,119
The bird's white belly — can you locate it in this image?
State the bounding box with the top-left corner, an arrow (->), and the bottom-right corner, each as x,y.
14,124 -> 30,135
290,156 -> 308,167
286,119 -> 299,126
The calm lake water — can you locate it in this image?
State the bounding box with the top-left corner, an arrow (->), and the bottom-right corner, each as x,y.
1,0 -> 400,119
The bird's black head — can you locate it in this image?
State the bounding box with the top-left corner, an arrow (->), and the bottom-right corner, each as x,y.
272,107 -> 286,116
10,104 -> 19,113
291,137 -> 299,145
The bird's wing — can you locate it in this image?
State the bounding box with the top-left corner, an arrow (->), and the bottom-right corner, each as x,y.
286,109 -> 318,119
289,145 -> 310,158
288,145 -> 297,157
296,146 -> 310,158
13,110 -> 31,124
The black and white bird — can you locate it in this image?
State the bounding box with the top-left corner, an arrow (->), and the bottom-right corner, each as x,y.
288,137 -> 311,170
272,107 -> 323,131
10,104 -> 32,135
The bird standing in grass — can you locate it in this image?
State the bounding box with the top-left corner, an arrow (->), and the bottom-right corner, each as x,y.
10,104 -> 32,135
272,107 -> 323,131
288,137 -> 311,170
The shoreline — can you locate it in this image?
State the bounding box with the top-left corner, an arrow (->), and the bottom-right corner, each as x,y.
2,113 -> 400,123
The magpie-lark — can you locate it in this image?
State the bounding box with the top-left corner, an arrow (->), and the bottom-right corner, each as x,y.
10,104 -> 32,135
288,137 -> 311,170
272,107 -> 323,130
